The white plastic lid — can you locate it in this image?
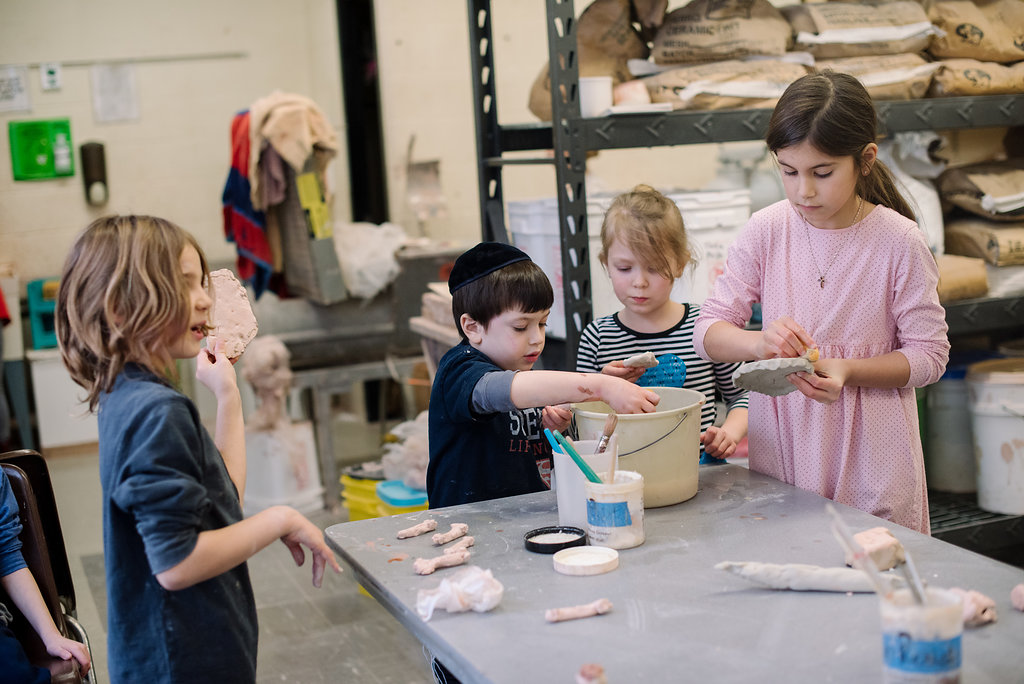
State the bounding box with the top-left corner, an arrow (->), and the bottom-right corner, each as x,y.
552,546 -> 619,576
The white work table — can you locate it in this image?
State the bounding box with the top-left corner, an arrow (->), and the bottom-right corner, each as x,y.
325,464 -> 1024,683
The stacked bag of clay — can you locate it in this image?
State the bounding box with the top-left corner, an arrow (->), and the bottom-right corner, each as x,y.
527,0 -> 1024,119
937,128 -> 1024,301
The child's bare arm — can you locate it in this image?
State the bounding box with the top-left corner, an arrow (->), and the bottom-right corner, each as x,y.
195,341 -> 247,500
155,506 -> 342,591
510,371 -> 659,414
1,568 -> 91,674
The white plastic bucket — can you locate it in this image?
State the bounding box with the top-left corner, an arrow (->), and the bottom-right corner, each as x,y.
667,189 -> 751,304
966,358 -> 1024,515
243,421 -> 324,517
584,470 -> 645,549
572,387 -> 705,507
925,374 -> 975,492
552,438 -> 618,529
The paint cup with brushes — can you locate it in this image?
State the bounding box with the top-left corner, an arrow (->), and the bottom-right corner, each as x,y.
546,430 -> 617,529
826,504 -> 963,683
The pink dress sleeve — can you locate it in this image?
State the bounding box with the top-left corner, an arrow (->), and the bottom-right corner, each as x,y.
891,225 -> 949,387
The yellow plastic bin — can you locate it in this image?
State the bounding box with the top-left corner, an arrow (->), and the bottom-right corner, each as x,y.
341,473 -> 383,521
376,480 -> 428,517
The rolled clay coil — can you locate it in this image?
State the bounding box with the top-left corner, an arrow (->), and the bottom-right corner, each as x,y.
397,519 -> 437,539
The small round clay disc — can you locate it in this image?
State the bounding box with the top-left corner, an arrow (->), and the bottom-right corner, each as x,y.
732,357 -> 814,397
553,546 -> 619,576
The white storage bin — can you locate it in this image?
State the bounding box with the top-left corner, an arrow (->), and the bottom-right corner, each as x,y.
508,189 -> 750,338
243,420 -> 324,516
667,188 -> 751,305
26,348 -> 99,448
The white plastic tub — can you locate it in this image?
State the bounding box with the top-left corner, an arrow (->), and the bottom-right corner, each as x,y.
966,358 -> 1024,515
508,189 -> 750,338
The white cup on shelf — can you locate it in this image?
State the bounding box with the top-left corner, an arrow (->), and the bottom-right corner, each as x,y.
578,76 -> 613,117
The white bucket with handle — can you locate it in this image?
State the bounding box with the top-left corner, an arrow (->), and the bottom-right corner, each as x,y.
966,358 -> 1024,515
572,387 -> 705,507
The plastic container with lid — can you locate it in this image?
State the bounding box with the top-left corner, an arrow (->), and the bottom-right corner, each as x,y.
376,480 -> 429,517
966,357 -> 1024,515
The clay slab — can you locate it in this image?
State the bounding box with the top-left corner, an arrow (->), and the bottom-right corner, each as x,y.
732,357 -> 813,396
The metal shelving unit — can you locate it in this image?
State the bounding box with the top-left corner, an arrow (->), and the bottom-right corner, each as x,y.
467,0 -> 1024,368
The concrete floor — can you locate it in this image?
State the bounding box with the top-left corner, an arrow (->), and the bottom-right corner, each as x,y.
46,426 -> 436,684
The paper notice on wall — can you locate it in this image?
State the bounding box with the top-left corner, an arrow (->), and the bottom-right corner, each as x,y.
90,63 -> 140,123
0,65 -> 31,113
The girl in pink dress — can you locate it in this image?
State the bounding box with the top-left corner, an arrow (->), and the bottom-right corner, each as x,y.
693,72 -> 949,533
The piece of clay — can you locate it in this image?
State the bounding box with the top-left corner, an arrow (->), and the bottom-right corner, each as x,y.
415,566 -> 504,621
1012,583 -> 1024,612
432,523 -> 469,545
803,348 -> 820,363
443,536 -> 475,555
846,527 -> 905,571
716,561 -> 904,593
575,664 -> 607,684
397,519 -> 438,539
950,587 -> 998,627
545,598 -> 613,623
208,269 -> 258,360
413,549 -> 471,575
622,351 -> 658,369
732,357 -> 814,396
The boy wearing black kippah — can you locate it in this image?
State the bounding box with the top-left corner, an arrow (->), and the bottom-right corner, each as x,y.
426,241 -> 660,508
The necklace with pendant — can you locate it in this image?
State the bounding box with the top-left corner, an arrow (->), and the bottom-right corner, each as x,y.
802,195 -> 864,289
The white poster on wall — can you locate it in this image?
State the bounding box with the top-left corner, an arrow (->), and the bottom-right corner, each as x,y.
0,65 -> 31,113
90,63 -> 140,123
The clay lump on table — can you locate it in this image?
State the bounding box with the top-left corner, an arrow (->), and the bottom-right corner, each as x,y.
846,526 -> 905,571
397,519 -> 437,539
545,598 -> 613,623
413,549 -> 472,575
432,523 -> 469,545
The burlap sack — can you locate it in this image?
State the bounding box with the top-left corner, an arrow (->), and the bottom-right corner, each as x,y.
928,59 -> 1024,97
783,1 -> 939,59
651,0 -> 791,65
632,0 -> 670,42
528,0 -> 648,121
578,0 -> 650,59
932,128 -> 1010,168
924,0 -> 1024,64
645,60 -> 810,110
816,54 -> 941,100
936,254 -> 989,302
945,217 -> 1024,266
937,159 -> 1024,223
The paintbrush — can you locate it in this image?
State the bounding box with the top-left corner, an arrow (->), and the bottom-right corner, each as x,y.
596,413 -> 618,454
901,549 -> 928,605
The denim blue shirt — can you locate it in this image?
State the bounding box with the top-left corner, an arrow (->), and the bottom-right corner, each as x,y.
98,364 -> 257,683
0,468 -> 26,579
